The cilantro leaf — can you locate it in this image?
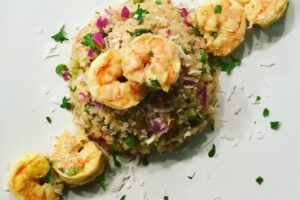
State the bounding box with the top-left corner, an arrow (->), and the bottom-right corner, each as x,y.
256,96 -> 261,103
131,5 -> 149,25
263,108 -> 270,117
120,195 -> 126,200
200,51 -> 208,63
270,121 -> 280,130
42,161 -> 55,184
46,116 -> 52,124
149,79 -> 160,87
51,25 -> 68,43
214,5 -> 222,14
155,0 -> 163,5
60,97 -> 73,111
66,167 -> 80,176
187,176 -> 193,180
112,152 -> 121,168
56,64 -> 68,75
123,135 -> 138,148
164,196 -> 169,200
127,28 -> 152,37
81,33 -> 101,55
147,50 -> 154,58
256,176 -> 264,185
191,26 -> 201,36
220,57 -> 241,74
208,144 -> 216,158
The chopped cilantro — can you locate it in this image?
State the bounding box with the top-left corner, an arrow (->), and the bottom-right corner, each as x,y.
120,195 -> 126,200
256,176 -> 264,185
131,5 -> 149,24
127,28 -> 152,37
164,196 -> 169,200
263,108 -> 270,117
270,121 -> 280,130
55,64 -> 68,75
191,26 -> 201,36
66,167 -> 80,176
220,57 -> 241,74
69,85 -> 77,92
208,144 -> 216,158
138,156 -> 149,166
181,46 -> 190,54
200,51 -> 208,63
46,116 -> 52,124
42,161 -> 55,184
123,135 -> 138,148
155,0 -> 163,5
97,174 -> 106,191
149,79 -> 160,87
187,176 -> 193,180
112,152 -> 121,168
186,110 -> 200,126
133,0 -> 143,3
60,97 -> 73,111
81,33 -> 101,55
147,50 -> 154,58
51,25 -> 68,43
214,5 -> 222,14
256,96 -> 261,103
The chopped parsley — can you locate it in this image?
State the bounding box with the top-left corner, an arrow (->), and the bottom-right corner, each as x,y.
127,28 -> 152,37
133,0 -> 143,4
181,46 -> 190,55
155,0 -> 163,5
131,5 -> 149,25
147,50 -> 154,58
97,174 -> 106,191
263,108 -> 270,117
55,64 -> 68,75
112,152 -> 121,168
138,156 -> 149,166
208,144 -> 216,158
270,121 -> 280,130
46,116 -> 52,124
81,33 -> 101,54
255,96 -> 261,103
164,196 -> 169,200
191,26 -> 201,36
51,25 -> 68,43
66,167 -> 80,176
60,97 -> 73,111
123,135 -> 138,148
200,51 -> 208,63
42,161 -> 55,184
149,79 -> 160,87
214,5 -> 222,14
256,176 -> 264,185
120,195 -> 126,200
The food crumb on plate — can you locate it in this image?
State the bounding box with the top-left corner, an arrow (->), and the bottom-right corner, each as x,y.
41,87 -> 50,95
233,104 -> 242,115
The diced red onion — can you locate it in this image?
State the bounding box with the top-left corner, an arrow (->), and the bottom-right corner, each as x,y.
78,92 -> 89,101
104,9 -> 114,16
181,8 -> 188,17
201,84 -> 207,107
87,48 -> 95,58
150,118 -> 168,134
62,71 -> 69,81
96,17 -> 108,29
92,32 -> 103,46
165,29 -> 171,37
121,6 -> 130,19
93,100 -> 106,109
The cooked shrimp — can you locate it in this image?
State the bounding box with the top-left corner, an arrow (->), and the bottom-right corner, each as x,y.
196,0 -> 246,56
122,33 -> 181,92
244,0 -> 288,28
87,48 -> 146,110
9,154 -> 63,200
51,131 -> 107,187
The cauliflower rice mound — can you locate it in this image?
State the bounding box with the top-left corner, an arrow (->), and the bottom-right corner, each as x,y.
68,0 -> 218,155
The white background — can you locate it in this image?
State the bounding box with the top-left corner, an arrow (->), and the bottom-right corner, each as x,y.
0,0 -> 299,199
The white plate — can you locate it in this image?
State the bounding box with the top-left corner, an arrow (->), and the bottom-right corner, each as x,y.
0,0 -> 300,199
